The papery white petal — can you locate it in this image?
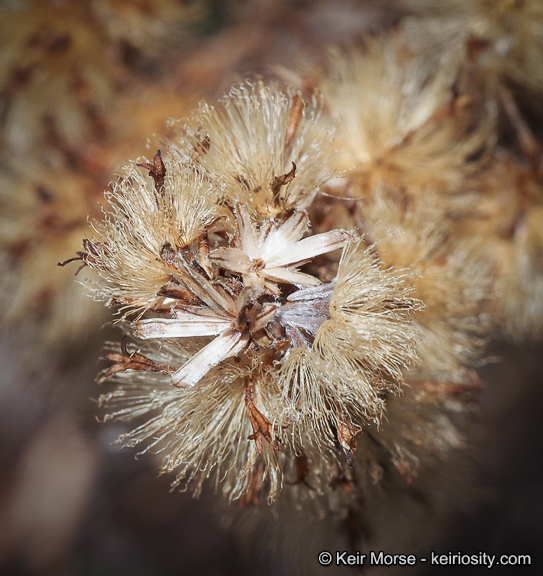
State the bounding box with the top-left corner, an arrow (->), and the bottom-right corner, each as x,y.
235,203 -> 259,259
266,230 -> 352,268
171,328 -> 250,387
209,247 -> 251,274
134,314 -> 233,339
260,211 -> 308,259
262,266 -> 322,287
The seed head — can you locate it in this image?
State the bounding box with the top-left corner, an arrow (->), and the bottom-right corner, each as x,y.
172,81 -> 334,218
82,84 -> 423,502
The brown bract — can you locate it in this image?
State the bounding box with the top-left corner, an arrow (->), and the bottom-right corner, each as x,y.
245,380 -> 281,456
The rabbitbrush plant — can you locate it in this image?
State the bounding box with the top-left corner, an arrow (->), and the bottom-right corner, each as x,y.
36,0 -> 543,565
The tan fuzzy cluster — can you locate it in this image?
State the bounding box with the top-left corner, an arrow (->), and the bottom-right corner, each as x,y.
398,0 -> 543,98
172,82 -> 333,217
0,2 -> 119,156
80,83 -> 426,503
0,0 -> 204,347
320,37 -> 495,196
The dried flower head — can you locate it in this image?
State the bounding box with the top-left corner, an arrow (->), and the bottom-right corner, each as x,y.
455,153 -> 543,340
276,240 -> 422,460
90,0 -> 207,54
95,236 -> 421,502
77,84 -> 424,503
0,161 -> 104,343
356,190 -> 492,383
0,1 -> 120,155
398,0 -> 543,93
83,155 -> 223,314
319,37 -> 494,195
172,81 -> 333,218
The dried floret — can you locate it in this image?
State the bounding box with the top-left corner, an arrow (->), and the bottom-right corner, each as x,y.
0,1 -> 120,155
454,153 -> 543,340
350,189 -> 491,383
98,341 -> 281,499
397,0 -> 543,93
319,37 -> 494,196
277,240 -> 422,457
172,81 -> 334,218
83,157 -> 223,312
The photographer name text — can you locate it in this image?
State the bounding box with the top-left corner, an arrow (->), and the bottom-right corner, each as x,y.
317,550 -> 531,568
